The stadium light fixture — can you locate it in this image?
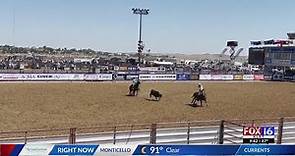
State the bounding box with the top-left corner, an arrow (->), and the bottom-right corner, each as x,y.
132,8 -> 150,65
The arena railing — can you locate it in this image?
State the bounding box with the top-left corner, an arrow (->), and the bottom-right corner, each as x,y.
0,117 -> 294,144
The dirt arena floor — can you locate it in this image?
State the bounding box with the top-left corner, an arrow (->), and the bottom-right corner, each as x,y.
0,81 -> 294,131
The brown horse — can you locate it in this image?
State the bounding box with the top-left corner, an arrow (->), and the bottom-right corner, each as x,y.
129,81 -> 140,96
191,91 -> 207,107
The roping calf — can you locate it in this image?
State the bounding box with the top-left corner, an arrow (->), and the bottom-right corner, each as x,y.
149,89 -> 162,101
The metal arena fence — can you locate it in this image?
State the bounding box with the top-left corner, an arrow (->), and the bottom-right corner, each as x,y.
0,117 -> 295,145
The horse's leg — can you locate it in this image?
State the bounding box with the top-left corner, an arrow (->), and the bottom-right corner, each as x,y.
191,97 -> 196,104
195,98 -> 198,105
193,98 -> 197,106
129,85 -> 133,95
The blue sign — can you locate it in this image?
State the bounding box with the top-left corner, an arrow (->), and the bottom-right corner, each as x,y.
261,127 -> 275,136
49,144 -> 98,155
133,145 -> 295,155
176,74 -> 191,80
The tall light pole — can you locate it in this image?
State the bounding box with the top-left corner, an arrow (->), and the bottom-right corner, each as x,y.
132,8 -> 150,65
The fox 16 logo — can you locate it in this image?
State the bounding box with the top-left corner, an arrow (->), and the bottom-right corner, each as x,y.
243,126 -> 275,144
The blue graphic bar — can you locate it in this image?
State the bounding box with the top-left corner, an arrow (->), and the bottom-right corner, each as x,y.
49,144 -> 99,155
133,144 -> 295,155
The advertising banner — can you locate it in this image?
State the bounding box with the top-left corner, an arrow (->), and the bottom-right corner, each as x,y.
254,75 -> 264,80
139,74 -> 176,81
0,74 -> 86,81
199,74 -> 211,80
190,73 -> 199,80
263,75 -> 272,80
211,75 -> 233,80
234,75 -> 243,80
176,74 -> 191,80
84,74 -> 113,81
0,74 -> 20,80
97,74 -> 113,80
126,74 -> 139,80
243,75 -> 254,80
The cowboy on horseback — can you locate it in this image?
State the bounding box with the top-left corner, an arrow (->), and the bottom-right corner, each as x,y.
197,83 -> 205,96
129,78 -> 141,96
191,83 -> 207,106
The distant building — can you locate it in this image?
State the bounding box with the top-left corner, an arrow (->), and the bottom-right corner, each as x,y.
248,35 -> 295,80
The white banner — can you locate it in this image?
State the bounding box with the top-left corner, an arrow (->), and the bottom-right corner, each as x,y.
84,74 -> 113,81
243,74 -> 254,80
199,74 -> 211,80
139,74 -> 176,81
211,75 -> 233,80
18,74 -> 84,81
97,74 -> 113,80
126,75 -> 139,80
0,74 -> 112,81
0,74 -> 19,80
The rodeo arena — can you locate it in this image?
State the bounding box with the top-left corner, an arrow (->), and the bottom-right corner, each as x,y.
0,30 -> 293,150
1,1 -> 295,151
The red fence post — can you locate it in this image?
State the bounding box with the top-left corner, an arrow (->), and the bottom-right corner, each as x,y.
69,128 -> 76,144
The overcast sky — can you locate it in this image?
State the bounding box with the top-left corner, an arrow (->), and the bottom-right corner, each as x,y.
0,0 -> 294,55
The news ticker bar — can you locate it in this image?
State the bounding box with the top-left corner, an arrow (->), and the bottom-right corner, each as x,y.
2,144 -> 295,155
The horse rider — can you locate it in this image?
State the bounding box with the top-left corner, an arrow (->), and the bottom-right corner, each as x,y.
129,78 -> 140,95
132,77 -> 138,86
135,78 -> 141,87
197,83 -> 205,96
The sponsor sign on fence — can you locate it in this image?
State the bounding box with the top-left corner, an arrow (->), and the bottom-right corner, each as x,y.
243,75 -> 254,80
176,74 -> 191,80
126,74 -> 139,80
84,74 -> 113,81
190,73 -> 199,80
199,74 -> 211,80
234,75 -> 243,80
0,73 -> 266,81
211,75 -> 233,80
254,75 -> 264,80
139,74 -> 177,81
0,74 -> 19,80
97,74 -> 113,81
0,74 -> 112,81
263,75 -> 272,80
